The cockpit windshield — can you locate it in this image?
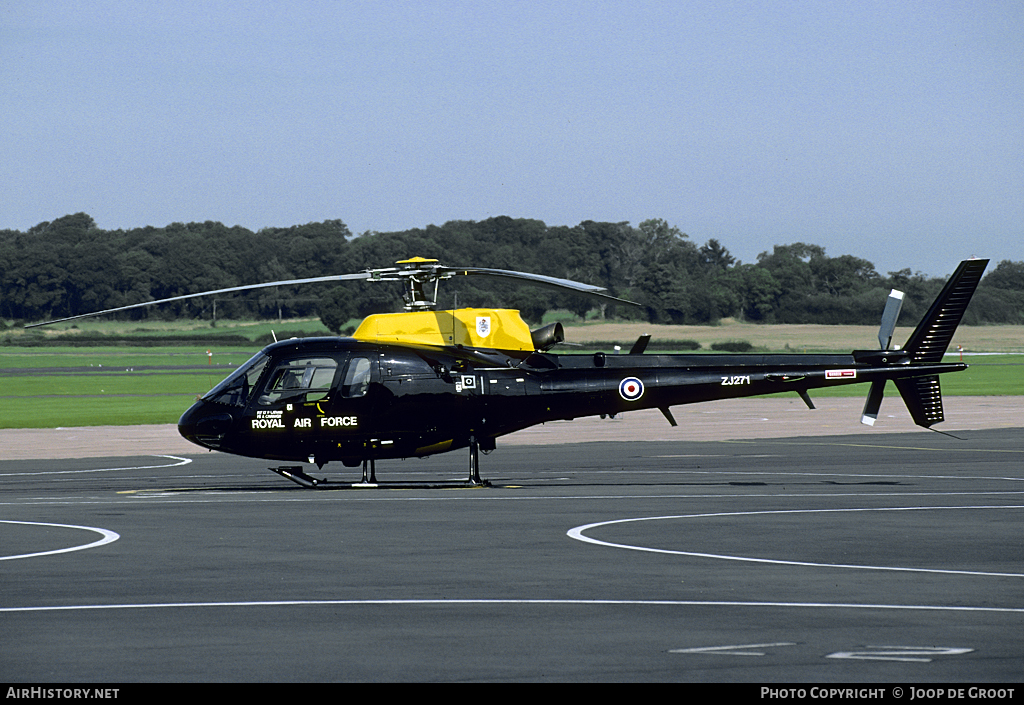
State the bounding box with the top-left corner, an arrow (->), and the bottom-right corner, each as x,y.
202,351 -> 270,407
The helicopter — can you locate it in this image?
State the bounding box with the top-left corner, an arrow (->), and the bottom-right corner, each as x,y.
30,256 -> 988,488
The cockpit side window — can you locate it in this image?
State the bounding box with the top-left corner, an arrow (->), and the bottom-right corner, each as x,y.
202,352 -> 270,407
258,356 -> 339,406
341,357 -> 372,398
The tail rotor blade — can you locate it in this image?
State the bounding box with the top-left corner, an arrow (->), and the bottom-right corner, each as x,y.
878,289 -> 904,350
861,379 -> 886,426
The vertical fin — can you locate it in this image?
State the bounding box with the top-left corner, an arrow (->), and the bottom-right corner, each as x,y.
902,259 -> 988,362
630,334 -> 651,355
895,376 -> 945,428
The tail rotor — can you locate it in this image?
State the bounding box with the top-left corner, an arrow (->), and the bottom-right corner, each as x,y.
860,289 -> 905,426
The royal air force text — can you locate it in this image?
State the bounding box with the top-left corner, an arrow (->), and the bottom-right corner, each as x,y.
252,416 -> 357,430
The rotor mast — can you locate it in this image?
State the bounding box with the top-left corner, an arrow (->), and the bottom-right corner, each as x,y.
392,257 -> 445,311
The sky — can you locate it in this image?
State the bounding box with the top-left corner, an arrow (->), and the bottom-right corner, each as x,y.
3,0 -> 1022,277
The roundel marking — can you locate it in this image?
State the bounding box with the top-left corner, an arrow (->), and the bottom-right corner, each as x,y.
619,377 -> 644,401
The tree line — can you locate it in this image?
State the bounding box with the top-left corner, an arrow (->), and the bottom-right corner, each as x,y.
2,213 -> 1021,332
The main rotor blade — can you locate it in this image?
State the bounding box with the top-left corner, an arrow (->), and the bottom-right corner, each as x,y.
27,260 -> 639,328
26,273 -> 371,328
444,267 -> 641,308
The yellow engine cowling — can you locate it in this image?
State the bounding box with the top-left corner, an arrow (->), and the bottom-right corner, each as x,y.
352,308 -> 535,351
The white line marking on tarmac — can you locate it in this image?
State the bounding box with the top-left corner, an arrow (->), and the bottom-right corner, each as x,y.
669,642 -> 797,656
825,646 -> 973,662
1,599 -> 1023,615
0,520 -> 120,561
643,466 -> 1024,482
724,439 -> 1024,455
4,489 -> 1024,509
567,505 -> 1024,577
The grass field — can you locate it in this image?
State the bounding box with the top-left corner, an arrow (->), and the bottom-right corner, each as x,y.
561,319 -> 1024,353
2,319 -> 1022,429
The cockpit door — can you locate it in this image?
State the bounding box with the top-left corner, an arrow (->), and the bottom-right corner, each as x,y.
243,353 -> 345,460
315,353 -> 380,461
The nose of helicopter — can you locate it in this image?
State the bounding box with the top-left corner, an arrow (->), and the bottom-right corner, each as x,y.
178,401 -> 233,450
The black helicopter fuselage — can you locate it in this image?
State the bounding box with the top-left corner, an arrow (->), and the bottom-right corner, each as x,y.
177,334 -> 963,468
29,254 -> 986,487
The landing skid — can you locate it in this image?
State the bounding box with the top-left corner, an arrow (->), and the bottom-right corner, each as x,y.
270,438 -> 493,489
269,465 -> 323,488
269,454 -> 491,490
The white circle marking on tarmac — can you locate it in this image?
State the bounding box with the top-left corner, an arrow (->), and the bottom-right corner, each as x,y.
0,520 -> 120,561
0,455 -> 191,477
567,505 -> 1024,578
